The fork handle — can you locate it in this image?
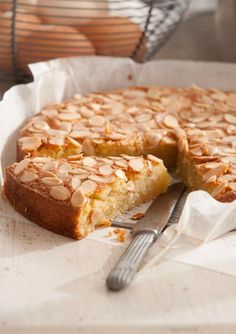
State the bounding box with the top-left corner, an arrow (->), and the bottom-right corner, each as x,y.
106,231 -> 157,291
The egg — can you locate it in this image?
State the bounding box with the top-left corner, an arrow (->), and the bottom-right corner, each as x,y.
0,10 -> 42,72
19,0 -> 108,26
78,15 -> 145,60
17,25 -> 95,72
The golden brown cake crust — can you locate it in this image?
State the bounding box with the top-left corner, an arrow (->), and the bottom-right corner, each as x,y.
5,167 -> 79,239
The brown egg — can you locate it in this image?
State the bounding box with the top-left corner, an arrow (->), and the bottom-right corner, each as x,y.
17,25 -> 95,72
78,16 -> 145,60
0,10 -> 42,72
19,0 -> 108,26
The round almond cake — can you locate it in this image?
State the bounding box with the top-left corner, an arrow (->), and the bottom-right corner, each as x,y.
4,85 -> 236,239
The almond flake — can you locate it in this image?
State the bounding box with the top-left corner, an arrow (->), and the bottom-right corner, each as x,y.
163,115 -> 179,129
225,114 -> 236,125
135,114 -> 153,123
204,162 -> 225,169
115,169 -> 127,180
98,165 -> 113,176
50,186 -> 70,201
147,154 -> 163,164
58,163 -> 72,173
83,157 -> 97,167
88,174 -> 114,183
202,165 -> 227,182
20,172 -> 38,183
191,147 -> 202,157
49,136 -> 65,146
60,122 -> 72,132
19,136 -> 42,151
229,182 -> 236,191
206,175 -> 217,183
90,209 -> 101,226
114,160 -> 128,168
14,159 -> 30,175
32,157 -> 51,163
41,177 -> 62,186
70,130 -> 91,138
67,155 -> 83,161
59,113 -> 81,121
79,106 -> 95,118
229,156 -> 236,164
106,133 -> 126,141
89,116 -> 105,127
218,175 -> 236,182
129,158 -> 144,172
79,180 -> 97,195
82,139 -> 95,155
71,176 -> 81,190
42,161 -> 59,172
71,188 -> 86,207
41,109 -> 58,117
66,137 -> 82,149
47,129 -> 68,136
56,170 -> 68,180
211,182 -> 228,197
123,89 -> 146,98
33,121 -> 49,131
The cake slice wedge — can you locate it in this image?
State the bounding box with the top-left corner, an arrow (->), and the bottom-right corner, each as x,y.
4,154 -> 170,239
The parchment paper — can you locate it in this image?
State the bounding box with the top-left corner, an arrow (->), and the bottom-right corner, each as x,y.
1,56 -> 236,275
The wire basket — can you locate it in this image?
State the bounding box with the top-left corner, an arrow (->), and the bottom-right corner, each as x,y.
0,0 -> 188,83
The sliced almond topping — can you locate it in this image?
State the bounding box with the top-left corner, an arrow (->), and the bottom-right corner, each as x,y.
83,157 -> 97,167
60,122 -> 72,132
89,116 -> 105,127
47,129 -> 68,136
225,114 -> 236,125
204,162 -> 226,169
202,165 -> 227,182
76,173 -> 90,180
41,109 -> 58,117
70,130 -> 91,139
20,172 -> 38,183
126,181 -> 136,192
98,165 -> 113,176
32,157 -> 51,163
88,174 -> 114,183
82,139 -> 95,155
135,113 -> 153,123
59,113 -> 81,121
33,121 -> 49,131
42,160 -> 59,172
191,147 -> 202,157
97,157 -> 114,165
178,137 -> 189,153
229,182 -> 236,191
19,136 -> 42,151
56,170 -> 68,180
114,160 -> 128,168
71,176 -> 81,190
206,175 -> 217,183
50,186 -> 70,201
163,115 -> 179,129
71,188 -> 86,207
229,156 -> 236,164
218,174 -> 236,182
14,159 -> 30,175
79,106 -> 95,118
67,137 -> 82,149
79,180 -> 97,195
67,155 -> 83,161
49,136 -> 65,146
58,163 -> 72,173
41,177 -> 62,186
129,158 -> 144,172
123,89 -> 146,98
90,209 -> 101,226
211,182 -> 228,197
106,133 -> 126,141
147,154 -> 163,164
115,169 -> 127,181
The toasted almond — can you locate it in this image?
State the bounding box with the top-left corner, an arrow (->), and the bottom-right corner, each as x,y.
41,177 -> 62,186
49,136 -> 65,146
50,186 -> 70,201
42,160 -> 59,172
178,137 -> 189,153
202,165 -> 227,182
66,136 -> 82,148
206,175 -> 217,183
33,121 -> 49,131
67,155 -> 83,161
190,147 -> 202,156
79,106 -> 95,118
98,165 -> 113,176
60,122 -> 72,132
71,176 -> 82,190
56,170 -> 68,180
14,159 -> 30,175
128,158 -> 144,172
115,169 -> 127,181
126,181 -> 136,192
59,113 -> 80,121
79,180 -> 97,195
211,182 -> 228,197
89,116 -> 105,127
19,136 -> 42,151
106,133 -> 126,141
135,113 -> 153,123
32,157 -> 51,163
90,209 -> 101,226
58,163 -> 72,173
70,130 -> 91,138
20,172 -> 38,183
147,154 -> 163,164
47,129 -> 68,136
83,157 -> 97,167
163,115 -> 179,129
204,162 -> 226,169
123,89 -> 146,98
97,157 -> 114,165
218,174 -> 236,182
229,156 -> 236,164
229,182 -> 236,191
146,133 -> 162,146
82,139 -> 95,155
88,174 -> 114,183
41,109 -> 58,117
225,114 -> 236,125
71,188 -> 86,207
114,160 -> 128,168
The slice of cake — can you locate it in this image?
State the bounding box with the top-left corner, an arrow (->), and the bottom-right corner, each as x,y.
4,154 -> 170,239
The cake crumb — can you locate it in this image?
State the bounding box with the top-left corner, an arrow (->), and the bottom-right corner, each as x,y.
107,231 -> 113,238
132,212 -> 145,220
114,228 -> 126,243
